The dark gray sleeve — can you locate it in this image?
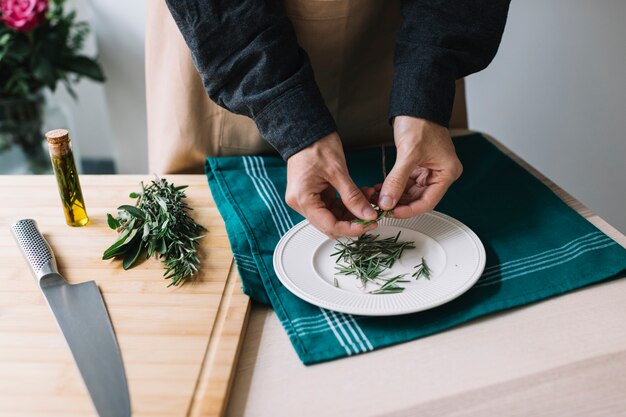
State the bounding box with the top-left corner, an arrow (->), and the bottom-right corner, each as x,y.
389,0 -> 511,127
165,0 -> 337,159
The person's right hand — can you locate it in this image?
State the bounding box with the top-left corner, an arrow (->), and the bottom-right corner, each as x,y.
286,132 -> 378,238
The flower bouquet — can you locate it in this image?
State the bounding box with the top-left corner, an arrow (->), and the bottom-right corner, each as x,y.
0,0 -> 105,173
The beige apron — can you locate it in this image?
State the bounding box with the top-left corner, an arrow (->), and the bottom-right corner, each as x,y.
145,0 -> 467,174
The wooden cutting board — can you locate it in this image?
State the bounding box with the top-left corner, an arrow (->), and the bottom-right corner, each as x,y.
0,175 -> 250,417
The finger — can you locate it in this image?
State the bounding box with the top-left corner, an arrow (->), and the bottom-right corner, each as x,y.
324,188 -> 378,222
398,183 -> 427,205
329,196 -> 352,221
415,167 -> 431,187
378,157 -> 414,210
300,191 -> 376,237
325,189 -> 354,221
306,205 -> 376,237
360,186 -> 378,204
391,179 -> 453,218
332,174 -> 377,220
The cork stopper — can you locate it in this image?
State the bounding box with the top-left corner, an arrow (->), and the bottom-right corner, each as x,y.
45,129 -> 71,157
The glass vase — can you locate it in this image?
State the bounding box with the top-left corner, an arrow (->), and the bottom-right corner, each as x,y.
0,93 -> 52,174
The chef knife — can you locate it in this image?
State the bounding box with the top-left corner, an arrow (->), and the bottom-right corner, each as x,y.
11,219 -> 131,417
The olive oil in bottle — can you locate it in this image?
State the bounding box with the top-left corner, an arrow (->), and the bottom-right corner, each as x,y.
45,129 -> 89,227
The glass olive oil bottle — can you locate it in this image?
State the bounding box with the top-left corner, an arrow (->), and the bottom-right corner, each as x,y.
45,129 -> 89,226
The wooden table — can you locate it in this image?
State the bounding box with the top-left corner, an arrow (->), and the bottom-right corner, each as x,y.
227,132 -> 626,417
3,134 -> 625,417
0,175 -> 250,417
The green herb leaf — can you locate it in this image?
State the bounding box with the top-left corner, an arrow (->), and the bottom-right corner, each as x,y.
369,287 -> 405,295
123,238 -> 143,270
412,257 -> 432,280
106,213 -> 119,230
158,238 -> 167,255
102,227 -> 133,260
118,205 -> 146,220
352,208 -> 393,227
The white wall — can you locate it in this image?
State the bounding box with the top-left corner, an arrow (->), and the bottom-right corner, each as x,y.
89,0 -> 147,173
52,0 -> 147,173
467,0 -> 626,233
49,0 -> 114,162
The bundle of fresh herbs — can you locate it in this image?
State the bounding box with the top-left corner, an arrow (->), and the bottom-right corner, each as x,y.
103,178 -> 206,287
332,231 -> 431,294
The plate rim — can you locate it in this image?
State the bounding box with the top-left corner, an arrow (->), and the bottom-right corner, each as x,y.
273,211 -> 486,316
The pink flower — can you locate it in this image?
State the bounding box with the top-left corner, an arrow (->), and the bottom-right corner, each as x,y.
1,0 -> 48,32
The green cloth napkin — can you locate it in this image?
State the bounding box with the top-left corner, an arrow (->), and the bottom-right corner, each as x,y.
206,133 -> 626,365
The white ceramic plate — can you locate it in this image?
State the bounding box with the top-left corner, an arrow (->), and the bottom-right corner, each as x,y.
273,211 -> 486,316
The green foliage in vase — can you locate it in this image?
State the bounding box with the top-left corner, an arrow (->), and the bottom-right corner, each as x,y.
0,0 -> 105,99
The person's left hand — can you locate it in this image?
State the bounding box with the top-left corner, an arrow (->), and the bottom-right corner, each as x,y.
374,116 -> 463,218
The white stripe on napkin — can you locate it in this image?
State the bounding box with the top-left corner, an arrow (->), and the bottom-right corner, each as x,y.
243,155 -> 374,352
233,254 -> 257,269
243,157 -> 288,235
480,232 -> 609,280
320,308 -> 352,355
475,240 -> 617,288
331,310 -> 367,353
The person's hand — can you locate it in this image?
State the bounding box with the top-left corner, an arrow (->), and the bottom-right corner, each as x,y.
286,132 -> 378,238
376,116 -> 463,218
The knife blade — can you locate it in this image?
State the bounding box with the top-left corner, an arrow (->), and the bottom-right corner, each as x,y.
11,219 -> 131,417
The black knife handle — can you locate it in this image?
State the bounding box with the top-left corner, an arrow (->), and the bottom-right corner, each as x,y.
10,219 -> 58,280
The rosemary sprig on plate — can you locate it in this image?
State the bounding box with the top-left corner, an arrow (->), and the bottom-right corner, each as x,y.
332,232 -> 416,294
103,177 -> 206,287
369,274 -> 409,294
412,257 -> 431,280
